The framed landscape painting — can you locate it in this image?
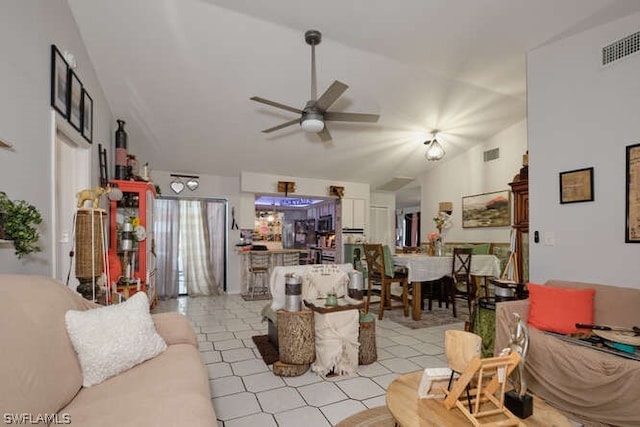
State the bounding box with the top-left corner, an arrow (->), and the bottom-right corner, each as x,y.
462,190 -> 511,228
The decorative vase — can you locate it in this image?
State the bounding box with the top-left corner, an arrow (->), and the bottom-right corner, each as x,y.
115,119 -> 128,180
427,241 -> 435,256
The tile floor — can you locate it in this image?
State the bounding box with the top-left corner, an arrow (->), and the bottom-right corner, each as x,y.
153,294 -> 465,426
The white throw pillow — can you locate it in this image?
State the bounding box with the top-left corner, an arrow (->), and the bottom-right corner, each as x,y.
65,291 -> 167,387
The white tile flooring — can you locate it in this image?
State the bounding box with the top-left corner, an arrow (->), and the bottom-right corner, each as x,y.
153,294 -> 465,426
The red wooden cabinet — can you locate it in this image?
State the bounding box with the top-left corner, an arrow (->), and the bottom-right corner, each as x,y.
109,180 -> 157,304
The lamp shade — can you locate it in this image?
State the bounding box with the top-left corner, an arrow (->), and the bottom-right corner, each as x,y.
424,138 -> 445,161
301,118 -> 324,133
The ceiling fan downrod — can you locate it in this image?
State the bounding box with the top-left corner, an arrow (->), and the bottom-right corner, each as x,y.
305,30 -> 321,101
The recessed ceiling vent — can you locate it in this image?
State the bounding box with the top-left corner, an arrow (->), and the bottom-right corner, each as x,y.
602,31 -> 640,66
483,148 -> 500,162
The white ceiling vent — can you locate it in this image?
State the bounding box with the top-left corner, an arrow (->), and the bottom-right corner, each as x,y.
483,148 -> 500,162
602,31 -> 640,66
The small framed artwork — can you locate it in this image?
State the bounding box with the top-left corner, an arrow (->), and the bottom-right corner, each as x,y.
559,167 -> 594,204
50,45 -> 69,118
626,143 -> 640,243
81,89 -> 93,143
462,190 -> 511,228
68,70 -> 82,131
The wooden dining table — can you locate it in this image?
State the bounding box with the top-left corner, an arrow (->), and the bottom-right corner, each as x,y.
393,254 -> 501,320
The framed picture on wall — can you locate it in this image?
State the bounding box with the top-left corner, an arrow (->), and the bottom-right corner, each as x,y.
68,70 -> 82,131
626,143 -> 640,243
462,190 -> 511,228
50,45 -> 69,118
81,89 -> 93,143
559,167 -> 594,204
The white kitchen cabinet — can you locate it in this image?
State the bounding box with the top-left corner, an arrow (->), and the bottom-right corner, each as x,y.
341,198 -> 366,229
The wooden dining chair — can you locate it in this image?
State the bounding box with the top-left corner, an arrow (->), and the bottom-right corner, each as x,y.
363,244 -> 410,320
448,247 -> 475,318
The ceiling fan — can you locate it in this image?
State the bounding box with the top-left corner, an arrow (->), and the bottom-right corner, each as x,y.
250,30 -> 379,142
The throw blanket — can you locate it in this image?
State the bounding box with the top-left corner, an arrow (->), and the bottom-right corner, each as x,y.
269,264 -> 354,311
302,264 -> 350,300
311,310 -> 359,377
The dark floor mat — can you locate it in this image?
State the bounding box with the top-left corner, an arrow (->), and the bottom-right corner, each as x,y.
252,335 -> 279,365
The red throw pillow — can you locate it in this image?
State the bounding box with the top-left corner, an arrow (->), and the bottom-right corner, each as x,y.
527,282 -> 595,334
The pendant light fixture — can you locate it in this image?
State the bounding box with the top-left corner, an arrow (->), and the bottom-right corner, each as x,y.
424,132 -> 445,161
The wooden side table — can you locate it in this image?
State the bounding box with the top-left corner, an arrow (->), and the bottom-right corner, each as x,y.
386,371 -> 573,426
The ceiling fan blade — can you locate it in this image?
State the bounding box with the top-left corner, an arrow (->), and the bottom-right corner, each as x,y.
261,118 -> 300,133
318,126 -> 332,142
250,96 -> 302,114
315,81 -> 348,111
324,111 -> 380,123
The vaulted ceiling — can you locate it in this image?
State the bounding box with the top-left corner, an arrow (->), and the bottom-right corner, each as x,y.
67,0 -> 639,204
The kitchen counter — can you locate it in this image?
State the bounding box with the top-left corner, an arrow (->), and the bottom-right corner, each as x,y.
237,248 -> 309,294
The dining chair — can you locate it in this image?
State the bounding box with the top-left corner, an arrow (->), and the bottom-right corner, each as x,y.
448,247 -> 475,318
363,244 -> 410,320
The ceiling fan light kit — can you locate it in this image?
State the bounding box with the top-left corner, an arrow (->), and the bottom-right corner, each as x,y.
250,30 -> 379,142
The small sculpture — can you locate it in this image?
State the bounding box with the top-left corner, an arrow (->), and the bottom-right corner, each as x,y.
505,312 -> 533,418
509,312 -> 529,397
76,186 -> 111,209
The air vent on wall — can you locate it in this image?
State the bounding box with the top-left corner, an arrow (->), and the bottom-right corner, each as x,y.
602,31 -> 640,66
483,148 -> 500,162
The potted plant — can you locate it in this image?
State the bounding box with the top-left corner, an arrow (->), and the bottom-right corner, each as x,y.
0,192 -> 43,258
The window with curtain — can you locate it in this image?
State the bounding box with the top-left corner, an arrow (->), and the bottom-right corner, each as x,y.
154,197 -> 226,299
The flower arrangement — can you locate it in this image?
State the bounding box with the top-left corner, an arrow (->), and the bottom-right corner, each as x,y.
433,212 -> 452,234
427,232 -> 440,243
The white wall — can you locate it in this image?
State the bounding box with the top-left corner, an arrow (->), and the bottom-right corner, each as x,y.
416,121 -> 527,243
528,12 -> 640,288
0,1 -> 113,274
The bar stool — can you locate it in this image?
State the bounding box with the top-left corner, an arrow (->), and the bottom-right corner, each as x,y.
282,252 -> 300,266
248,252 -> 270,298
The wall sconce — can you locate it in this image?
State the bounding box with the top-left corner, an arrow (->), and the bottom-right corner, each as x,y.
277,181 -> 296,197
329,185 -> 344,198
170,174 -> 199,194
424,132 -> 445,161
439,202 -> 453,215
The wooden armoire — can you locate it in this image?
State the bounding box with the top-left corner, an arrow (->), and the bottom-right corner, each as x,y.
509,154 -> 529,283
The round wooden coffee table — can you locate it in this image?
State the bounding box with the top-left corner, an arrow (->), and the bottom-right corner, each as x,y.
385,371 -> 573,426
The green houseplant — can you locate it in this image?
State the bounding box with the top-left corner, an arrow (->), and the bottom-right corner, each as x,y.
0,192 -> 43,258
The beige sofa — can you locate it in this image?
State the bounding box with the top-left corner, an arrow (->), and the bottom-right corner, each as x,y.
495,280 -> 640,426
0,275 -> 216,426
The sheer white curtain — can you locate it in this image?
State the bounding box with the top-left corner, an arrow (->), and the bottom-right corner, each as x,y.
204,201 -> 225,293
155,199 -> 180,299
155,198 -> 226,298
179,200 -> 220,296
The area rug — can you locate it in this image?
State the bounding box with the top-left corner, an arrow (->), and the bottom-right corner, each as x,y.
370,303 -> 469,330
251,335 -> 279,365
336,406 -> 395,427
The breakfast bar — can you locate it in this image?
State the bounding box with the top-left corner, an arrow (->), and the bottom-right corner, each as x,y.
237,248 -> 309,295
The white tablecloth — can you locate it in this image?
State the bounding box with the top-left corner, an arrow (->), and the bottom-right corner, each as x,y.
393,254 -> 501,282
269,263 -> 354,311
